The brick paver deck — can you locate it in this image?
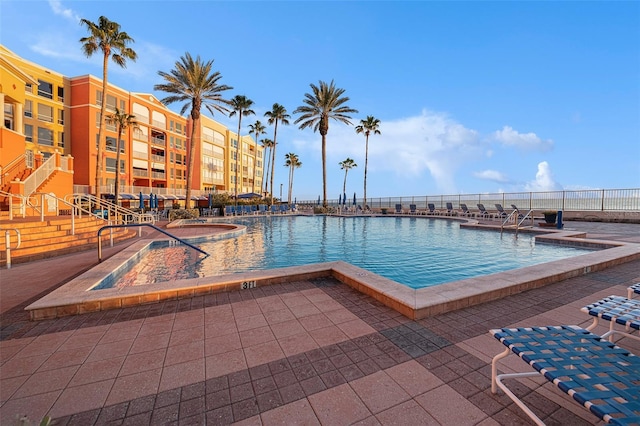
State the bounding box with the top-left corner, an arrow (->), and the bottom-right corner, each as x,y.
1,220 -> 639,425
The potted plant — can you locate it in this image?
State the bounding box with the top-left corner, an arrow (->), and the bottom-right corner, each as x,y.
542,211 -> 557,224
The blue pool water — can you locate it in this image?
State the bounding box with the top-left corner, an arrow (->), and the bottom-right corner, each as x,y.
112,216 -> 594,289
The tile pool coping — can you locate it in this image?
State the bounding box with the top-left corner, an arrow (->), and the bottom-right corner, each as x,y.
25,218 -> 640,321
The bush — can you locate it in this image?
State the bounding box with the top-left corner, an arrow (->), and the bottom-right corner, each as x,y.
168,208 -> 199,221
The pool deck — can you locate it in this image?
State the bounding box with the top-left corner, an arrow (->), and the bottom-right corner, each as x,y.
1,219 -> 640,425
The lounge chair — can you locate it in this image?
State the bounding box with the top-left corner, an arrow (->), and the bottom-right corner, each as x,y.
510,204 -> 524,219
491,325 -> 640,426
459,203 -> 472,217
395,204 -> 403,214
476,203 -> 491,218
628,282 -> 640,299
409,204 -> 418,215
445,202 -> 457,216
427,203 -> 440,215
581,295 -> 640,342
494,204 -> 507,218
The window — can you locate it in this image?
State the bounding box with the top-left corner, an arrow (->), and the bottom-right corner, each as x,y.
170,152 -> 174,163
105,136 -> 117,152
25,124 -> 33,142
58,132 -> 65,148
175,122 -> 182,135
120,100 -> 126,111
24,100 -> 33,117
37,127 -> 54,146
232,138 -> 238,148
106,94 -> 117,111
58,110 -> 64,125
38,80 -> 53,99
96,90 -> 102,106
57,86 -> 64,102
25,83 -> 32,94
105,157 -> 117,173
38,104 -> 53,122
170,121 -> 174,132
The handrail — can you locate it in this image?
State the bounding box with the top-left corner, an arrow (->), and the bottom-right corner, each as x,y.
68,193 -> 155,227
1,154 -> 26,186
1,228 -> 21,269
23,154 -> 57,197
0,190 -> 27,219
97,223 -> 209,262
500,208 -> 535,238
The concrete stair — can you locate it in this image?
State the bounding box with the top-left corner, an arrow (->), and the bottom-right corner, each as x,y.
0,215 -> 137,267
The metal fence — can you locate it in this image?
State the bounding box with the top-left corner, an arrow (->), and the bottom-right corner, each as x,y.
299,188 -> 640,212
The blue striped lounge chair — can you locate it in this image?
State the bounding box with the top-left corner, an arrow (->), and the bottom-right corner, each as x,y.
628,282 -> 640,299
491,325 -> 640,425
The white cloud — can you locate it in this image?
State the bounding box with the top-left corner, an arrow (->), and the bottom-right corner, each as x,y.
492,126 -> 553,151
48,0 -> 80,22
290,110 -> 482,194
524,161 -> 561,191
474,170 -> 509,183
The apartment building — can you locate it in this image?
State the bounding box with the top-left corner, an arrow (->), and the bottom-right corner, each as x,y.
0,45 -> 264,201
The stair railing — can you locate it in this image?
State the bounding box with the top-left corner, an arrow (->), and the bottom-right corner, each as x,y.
23,154 -> 57,197
0,190 -> 28,219
97,223 -> 209,262
1,228 -> 21,269
500,208 -> 535,237
68,193 -> 155,231
1,154 -> 26,188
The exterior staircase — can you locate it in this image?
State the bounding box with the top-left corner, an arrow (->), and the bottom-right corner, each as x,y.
0,214 -> 137,267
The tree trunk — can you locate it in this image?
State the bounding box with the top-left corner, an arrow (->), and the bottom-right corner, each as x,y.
95,52 -> 110,207
185,114 -> 198,209
270,122 -> 278,206
235,116 -> 242,202
114,126 -> 123,207
321,133 -> 327,207
363,135 -> 369,208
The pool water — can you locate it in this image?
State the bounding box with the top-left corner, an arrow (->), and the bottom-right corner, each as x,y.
114,216 -> 594,289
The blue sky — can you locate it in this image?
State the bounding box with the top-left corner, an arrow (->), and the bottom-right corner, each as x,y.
3,0 -> 639,201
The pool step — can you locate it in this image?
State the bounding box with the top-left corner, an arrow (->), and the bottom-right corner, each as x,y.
0,216 -> 137,267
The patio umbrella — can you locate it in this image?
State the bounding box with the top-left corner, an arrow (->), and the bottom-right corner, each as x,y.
150,193 -> 155,209
343,192 -> 346,206
317,195 -> 320,205
353,192 -> 357,205
139,192 -> 144,210
208,193 -> 213,209
338,194 -> 342,205
294,197 -> 297,205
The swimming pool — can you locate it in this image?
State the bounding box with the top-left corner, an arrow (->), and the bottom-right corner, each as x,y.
111,216 -> 594,290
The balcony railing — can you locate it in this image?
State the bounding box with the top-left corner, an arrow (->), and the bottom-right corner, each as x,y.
151,136 -> 166,147
151,171 -> 166,179
132,169 -> 148,177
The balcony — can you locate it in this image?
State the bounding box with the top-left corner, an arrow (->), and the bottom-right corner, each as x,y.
151,154 -> 165,163
152,171 -> 166,179
151,136 -> 166,147
132,169 -> 149,177
152,119 -> 165,129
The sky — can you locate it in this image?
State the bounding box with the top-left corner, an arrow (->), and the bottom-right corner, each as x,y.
2,0 -> 639,201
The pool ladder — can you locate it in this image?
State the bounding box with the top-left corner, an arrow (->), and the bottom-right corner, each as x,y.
500,208 -> 535,237
97,223 -> 209,262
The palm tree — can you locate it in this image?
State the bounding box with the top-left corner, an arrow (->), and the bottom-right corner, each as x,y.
229,96 -> 255,200
80,16 -> 137,204
294,80 -> 358,207
261,138 -> 274,197
264,103 -> 290,206
154,53 -> 232,209
248,120 -> 266,194
105,108 -> 138,205
339,158 -> 357,197
284,153 -> 302,204
355,116 -> 381,208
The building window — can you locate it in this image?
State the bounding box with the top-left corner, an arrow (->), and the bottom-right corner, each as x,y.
57,86 -> 64,102
37,127 -> 54,146
38,80 -> 53,99
58,110 -> 64,125
59,132 -> 65,148
24,100 -> 33,117
106,157 -> 117,173
120,100 -> 125,110
106,94 -> 117,111
105,136 -> 118,152
25,83 -> 33,94
96,90 -> 102,106
25,124 -> 33,142
38,104 -> 53,122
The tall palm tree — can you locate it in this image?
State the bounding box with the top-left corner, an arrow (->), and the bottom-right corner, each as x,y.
80,16 -> 137,204
264,103 -> 290,206
154,53 -> 232,209
355,116 -> 381,208
229,95 -> 255,200
248,120 -> 266,194
284,153 -> 302,204
294,80 -> 358,208
105,108 -> 138,205
260,138 -> 274,197
339,158 -> 357,197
